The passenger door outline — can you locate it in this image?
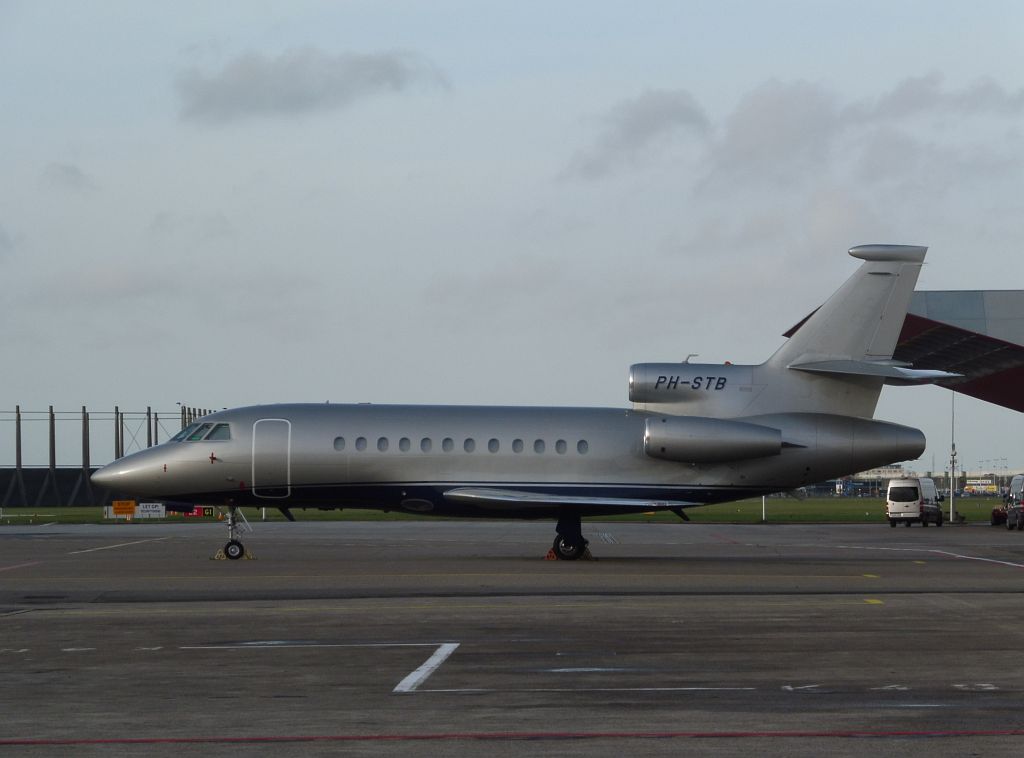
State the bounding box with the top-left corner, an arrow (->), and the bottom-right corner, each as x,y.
252,418 -> 291,499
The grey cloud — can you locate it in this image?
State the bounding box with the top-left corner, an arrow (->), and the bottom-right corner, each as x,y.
707,79 -> 840,186
41,162 -> 97,192
177,47 -> 448,123
573,74 -> 1024,190
848,72 -> 1024,121
563,89 -> 710,180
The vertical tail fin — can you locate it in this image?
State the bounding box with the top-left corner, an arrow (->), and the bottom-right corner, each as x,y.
747,245 -> 928,418
769,245 -> 927,368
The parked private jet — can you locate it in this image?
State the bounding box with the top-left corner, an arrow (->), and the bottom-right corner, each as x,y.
92,245 -> 954,559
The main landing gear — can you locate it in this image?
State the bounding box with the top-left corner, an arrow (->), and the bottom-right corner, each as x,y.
550,512 -> 591,560
216,505 -> 254,560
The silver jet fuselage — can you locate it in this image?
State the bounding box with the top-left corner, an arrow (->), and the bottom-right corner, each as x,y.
93,403 -> 924,518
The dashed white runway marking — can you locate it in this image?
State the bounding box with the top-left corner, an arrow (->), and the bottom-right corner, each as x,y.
168,640 -> 462,693
393,642 -> 460,693
833,544 -> 1024,569
931,550 -> 1024,569
68,537 -> 170,555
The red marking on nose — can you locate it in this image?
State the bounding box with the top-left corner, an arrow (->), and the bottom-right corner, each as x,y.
209,452 -> 218,463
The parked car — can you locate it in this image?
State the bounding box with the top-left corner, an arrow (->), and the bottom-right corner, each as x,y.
886,477 -> 943,527
991,503 -> 1008,526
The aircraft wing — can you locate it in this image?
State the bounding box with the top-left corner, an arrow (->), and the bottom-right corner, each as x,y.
443,487 -> 698,511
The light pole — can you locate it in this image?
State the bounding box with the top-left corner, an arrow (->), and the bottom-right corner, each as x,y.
949,393 -> 956,523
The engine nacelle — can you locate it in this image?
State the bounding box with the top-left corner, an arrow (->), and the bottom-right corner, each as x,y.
644,415 -> 782,463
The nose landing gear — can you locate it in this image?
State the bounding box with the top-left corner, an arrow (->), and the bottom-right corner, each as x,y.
213,505 -> 255,560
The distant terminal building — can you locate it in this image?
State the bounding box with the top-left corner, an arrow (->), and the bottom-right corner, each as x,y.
832,468 -> 1017,499
834,466 -> 916,497
859,465 -> 917,480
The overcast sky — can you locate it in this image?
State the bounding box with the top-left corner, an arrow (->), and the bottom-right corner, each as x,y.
1,0 -> 1022,473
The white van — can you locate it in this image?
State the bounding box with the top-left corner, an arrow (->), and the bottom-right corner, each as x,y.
1006,474 -> 1024,531
886,477 -> 943,527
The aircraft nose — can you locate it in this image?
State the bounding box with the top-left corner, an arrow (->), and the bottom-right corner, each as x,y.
91,450 -> 163,494
90,462 -> 122,488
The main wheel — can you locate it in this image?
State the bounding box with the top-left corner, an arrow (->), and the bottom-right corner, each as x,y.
224,540 -> 245,560
921,519 -> 928,527
1017,519 -> 1023,532
552,535 -> 586,561
936,515 -> 943,527
1007,518 -> 1015,531
889,519 -> 896,528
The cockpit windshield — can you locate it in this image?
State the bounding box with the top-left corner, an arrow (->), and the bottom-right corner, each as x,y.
170,422 -> 231,442
171,424 -> 200,442
205,423 -> 231,441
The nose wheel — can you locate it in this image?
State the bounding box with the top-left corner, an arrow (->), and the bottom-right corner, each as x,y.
224,539 -> 245,560
215,506 -> 255,560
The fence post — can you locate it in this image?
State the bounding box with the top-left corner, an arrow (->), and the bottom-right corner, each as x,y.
48,406 -> 56,472
82,406 -> 90,473
15,405 -> 22,471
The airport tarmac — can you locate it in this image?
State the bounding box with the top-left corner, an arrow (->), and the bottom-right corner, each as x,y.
2,519 -> 1024,756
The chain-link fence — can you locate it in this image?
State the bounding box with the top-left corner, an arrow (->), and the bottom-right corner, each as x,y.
0,405 -> 214,506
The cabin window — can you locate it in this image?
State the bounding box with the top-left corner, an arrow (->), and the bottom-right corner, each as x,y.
555,439 -> 567,454
333,437 -> 345,451
420,438 -> 433,453
206,424 -> 231,441
512,438 -> 524,453
399,437 -> 411,452
355,436 -> 367,451
464,438 -> 476,453
488,438 -> 499,453
533,439 -> 545,454
377,437 -> 389,452
442,437 -> 454,452
577,440 -> 589,455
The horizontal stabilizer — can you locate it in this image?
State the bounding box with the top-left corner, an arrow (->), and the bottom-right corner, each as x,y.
788,357 -> 963,385
444,487 -> 697,511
